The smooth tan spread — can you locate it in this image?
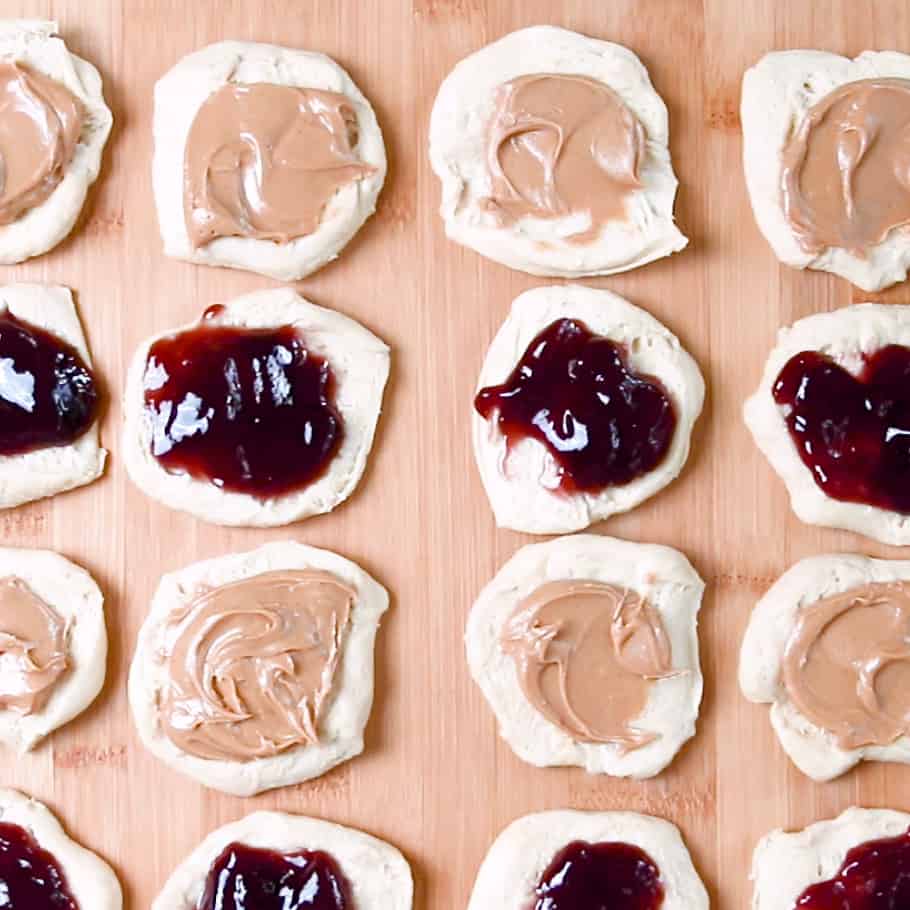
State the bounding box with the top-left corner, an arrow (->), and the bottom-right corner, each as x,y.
780,78 -> 910,254
783,581 -> 910,750
482,74 -> 645,243
500,580 -> 674,751
0,61 -> 82,225
0,577 -> 68,715
158,569 -> 355,762
184,82 -> 376,248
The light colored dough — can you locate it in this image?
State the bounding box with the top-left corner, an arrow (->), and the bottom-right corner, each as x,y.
473,284 -> 704,535
153,811 -> 411,910
752,807 -> 910,910
467,809 -> 708,910
742,50 -> 910,291
466,534 -> 704,778
740,553 -> 910,781
0,788 -> 121,908
744,303 -> 910,544
122,287 -> 389,527
129,540 -> 389,796
429,25 -> 687,277
0,284 -> 105,509
0,21 -> 111,263
153,40 -> 386,281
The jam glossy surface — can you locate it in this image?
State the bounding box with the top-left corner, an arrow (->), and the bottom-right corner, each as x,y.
773,346 -> 910,512
474,319 -> 676,493
533,840 -> 665,910
197,842 -> 351,910
144,322 -> 342,497
0,310 -> 98,456
0,821 -> 78,909
794,828 -> 910,910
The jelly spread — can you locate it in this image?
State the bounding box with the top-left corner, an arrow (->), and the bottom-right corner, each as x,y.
0,61 -> 82,225
793,827 -> 910,910
781,78 -> 910,254
143,320 -> 343,498
474,318 -> 676,494
0,309 -> 98,457
532,840 -> 665,910
773,345 -> 910,513
158,570 -> 355,762
501,580 -> 674,750
783,582 -> 910,750
483,74 -> 644,243
0,821 -> 78,909
185,82 -> 375,248
197,842 -> 351,910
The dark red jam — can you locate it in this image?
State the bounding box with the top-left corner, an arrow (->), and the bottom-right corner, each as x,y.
532,840 -> 665,910
197,842 -> 351,910
143,322 -> 342,497
794,828 -> 910,910
474,319 -> 676,493
0,821 -> 78,909
0,310 -> 98,456
773,346 -> 910,512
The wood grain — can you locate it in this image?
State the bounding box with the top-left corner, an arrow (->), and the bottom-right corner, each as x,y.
1,0 -> 910,907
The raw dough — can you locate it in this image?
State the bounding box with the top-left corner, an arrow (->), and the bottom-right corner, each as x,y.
467,809 -> 708,910
129,540 -> 389,796
0,21 -> 111,263
0,788 -> 121,908
429,25 -> 687,277
742,50 -> 910,291
751,807 -> 910,910
153,40 -> 386,281
122,287 -> 389,528
466,534 -> 704,778
0,284 -> 105,509
744,303 -> 910,544
473,284 -> 704,535
153,811 -> 412,910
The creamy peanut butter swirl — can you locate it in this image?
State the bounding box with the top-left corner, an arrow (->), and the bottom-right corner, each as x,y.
501,580 -> 674,751
158,569 -> 355,762
0,576 -> 68,715
184,82 -> 376,248
0,61 -> 82,225
482,74 -> 645,244
781,78 -> 910,254
783,582 -> 910,750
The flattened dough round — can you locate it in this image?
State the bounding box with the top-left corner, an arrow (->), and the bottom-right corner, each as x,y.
128,540 -> 389,797
466,534 -> 704,778
473,284 -> 704,535
122,287 -> 389,527
154,40 -> 386,281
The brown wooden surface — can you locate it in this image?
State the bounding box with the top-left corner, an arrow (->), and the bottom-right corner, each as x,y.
2,0 -> 910,907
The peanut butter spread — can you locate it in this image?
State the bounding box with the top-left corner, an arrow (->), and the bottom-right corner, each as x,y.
482,74 -> 645,244
184,82 -> 376,248
158,569 -> 355,762
783,582 -> 910,750
0,577 -> 68,715
0,61 -> 82,225
780,78 -> 910,254
501,580 -> 674,751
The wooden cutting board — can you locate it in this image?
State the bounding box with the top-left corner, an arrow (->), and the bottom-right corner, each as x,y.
3,0 -> 910,906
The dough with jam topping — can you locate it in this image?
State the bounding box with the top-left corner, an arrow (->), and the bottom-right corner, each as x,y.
429,25 -> 687,277
742,50 -> 910,291
0,21 -> 111,263
153,40 -> 386,281
740,553 -> 910,781
467,810 -> 707,910
128,540 -> 388,796
465,534 -> 704,778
